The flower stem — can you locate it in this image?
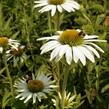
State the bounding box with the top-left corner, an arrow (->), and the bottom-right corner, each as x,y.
33,102 -> 37,109
3,53 -> 14,98
61,64 -> 70,109
62,65 -> 70,92
57,63 -> 70,109
55,62 -> 63,109
104,0 -> 109,10
54,11 -> 60,31
48,12 -> 52,33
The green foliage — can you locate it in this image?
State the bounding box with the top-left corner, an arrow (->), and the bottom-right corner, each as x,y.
2,90 -> 12,109
0,0 -> 109,109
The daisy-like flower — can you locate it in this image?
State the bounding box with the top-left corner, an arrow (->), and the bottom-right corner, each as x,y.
52,91 -> 77,108
37,29 -> 106,66
14,74 -> 57,104
34,0 -> 80,16
0,36 -> 20,53
6,45 -> 26,61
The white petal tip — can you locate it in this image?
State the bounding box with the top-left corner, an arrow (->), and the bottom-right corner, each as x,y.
40,52 -> 43,55
50,58 -> 52,61
82,63 -> 86,66
67,61 -> 71,65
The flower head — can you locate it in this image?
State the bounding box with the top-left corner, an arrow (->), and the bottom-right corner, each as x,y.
9,46 -> 24,56
34,0 -> 80,16
52,91 -> 77,108
0,37 -> 8,46
6,45 -> 27,64
6,45 -> 25,58
0,36 -> 20,53
37,29 -> 106,66
14,74 -> 56,103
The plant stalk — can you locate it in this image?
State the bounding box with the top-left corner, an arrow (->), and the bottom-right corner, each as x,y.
3,53 -> 14,98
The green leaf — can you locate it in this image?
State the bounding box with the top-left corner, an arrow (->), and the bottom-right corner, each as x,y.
11,31 -> 20,39
73,100 -> 84,109
82,24 -> 94,34
0,67 -> 6,75
2,90 -> 12,109
89,4 -> 104,14
0,3 -> 4,28
96,14 -> 105,25
101,84 -> 109,93
4,17 -> 12,32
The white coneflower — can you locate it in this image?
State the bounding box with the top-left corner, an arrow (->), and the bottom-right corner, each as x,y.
14,74 -> 57,104
6,45 -> 26,61
0,37 -> 20,53
37,29 -> 106,66
34,0 -> 80,16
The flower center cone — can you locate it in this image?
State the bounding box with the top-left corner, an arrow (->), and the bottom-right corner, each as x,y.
27,80 -> 44,93
48,0 -> 64,5
59,29 -> 84,46
0,37 -> 8,46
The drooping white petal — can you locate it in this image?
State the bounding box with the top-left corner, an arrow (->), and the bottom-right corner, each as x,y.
59,45 -> 68,58
40,41 -> 61,54
37,92 -> 47,101
71,1 -> 80,9
89,42 -> 104,53
50,45 -> 62,61
61,4 -> 74,12
72,47 -> 79,63
19,92 -> 30,100
64,2 -> 77,10
34,0 -> 47,4
19,96 -> 25,100
57,5 -> 63,12
34,2 -> 48,8
85,39 -> 106,42
33,93 -> 37,104
39,5 -> 52,13
37,35 -> 59,41
16,89 -> 25,92
8,39 -> 20,49
9,44 -> 19,50
84,35 -> 99,39
79,46 -> 95,63
0,47 -> 3,53
73,46 -> 86,66
24,93 -> 32,103
16,93 -> 23,98
65,45 -> 72,65
40,41 -> 58,50
56,31 -> 63,35
84,45 -> 100,58
51,5 -> 56,16
53,45 -> 67,62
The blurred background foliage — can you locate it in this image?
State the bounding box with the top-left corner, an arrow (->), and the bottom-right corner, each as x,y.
0,0 -> 109,109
